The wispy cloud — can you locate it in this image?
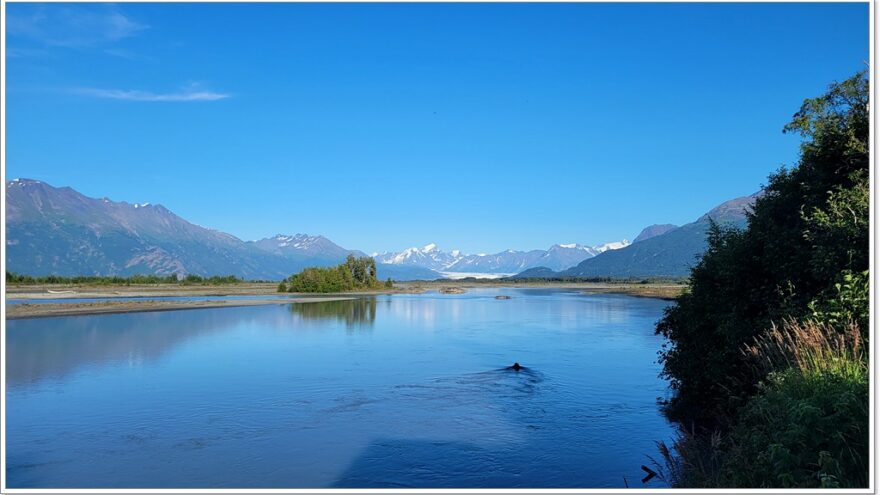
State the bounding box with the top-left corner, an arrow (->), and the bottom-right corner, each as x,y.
7,47 -> 49,58
8,5 -> 147,48
76,87 -> 231,102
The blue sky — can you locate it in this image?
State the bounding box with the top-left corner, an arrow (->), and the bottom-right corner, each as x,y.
5,3 -> 869,254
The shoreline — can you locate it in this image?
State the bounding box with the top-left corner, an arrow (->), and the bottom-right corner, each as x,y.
5,296 -> 356,320
5,281 -> 684,319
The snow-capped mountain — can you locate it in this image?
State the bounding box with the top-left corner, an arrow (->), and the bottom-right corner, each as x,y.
559,193 -> 760,278
6,178 -> 292,279
6,179 -> 442,281
249,233 -> 364,259
373,243 -> 460,271
594,240 -> 631,253
373,241 -> 630,275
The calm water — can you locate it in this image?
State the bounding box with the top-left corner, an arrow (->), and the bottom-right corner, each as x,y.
6,288 -> 675,488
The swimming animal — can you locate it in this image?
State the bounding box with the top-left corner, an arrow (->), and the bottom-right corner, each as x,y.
510,362 -> 523,371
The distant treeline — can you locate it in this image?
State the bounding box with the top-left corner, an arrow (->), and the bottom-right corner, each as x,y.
5,272 -> 258,285
279,255 -> 392,293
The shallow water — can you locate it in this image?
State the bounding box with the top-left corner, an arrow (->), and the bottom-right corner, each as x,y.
6,288 -> 675,488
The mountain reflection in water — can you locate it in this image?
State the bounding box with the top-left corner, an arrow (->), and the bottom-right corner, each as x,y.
6,289 -> 675,488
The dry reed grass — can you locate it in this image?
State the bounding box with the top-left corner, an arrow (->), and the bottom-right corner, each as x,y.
743,317 -> 864,375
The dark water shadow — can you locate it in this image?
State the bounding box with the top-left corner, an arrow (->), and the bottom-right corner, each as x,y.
331,434 -> 665,489
333,363 -> 670,489
332,438 -> 524,488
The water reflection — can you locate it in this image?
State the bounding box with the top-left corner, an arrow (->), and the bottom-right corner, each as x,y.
288,298 -> 377,329
7,300 -> 382,386
6,309 -> 245,387
6,289 -> 675,488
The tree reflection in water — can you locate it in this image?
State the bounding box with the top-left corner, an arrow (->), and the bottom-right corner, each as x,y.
288,297 -> 377,329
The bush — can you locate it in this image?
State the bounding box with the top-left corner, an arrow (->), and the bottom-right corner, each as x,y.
657,318 -> 868,488
721,362 -> 868,488
808,270 -> 869,332
282,255 -> 381,293
654,70 -> 869,488
656,70 -> 869,424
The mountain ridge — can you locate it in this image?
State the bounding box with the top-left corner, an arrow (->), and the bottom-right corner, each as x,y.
6,178 -> 758,281
373,240 -> 630,273
540,193 -> 760,279
6,179 -> 442,281
509,193 -> 760,279
6,179 -> 626,280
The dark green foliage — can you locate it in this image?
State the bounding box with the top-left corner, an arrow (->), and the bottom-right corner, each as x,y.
656,70 -> 869,424
658,357 -> 868,489
384,278 -> 394,288
281,255 -> 382,293
808,270 -> 869,332
5,271 -> 246,285
179,274 -> 243,285
722,363 -> 868,488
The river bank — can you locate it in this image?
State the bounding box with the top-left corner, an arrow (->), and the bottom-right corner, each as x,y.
397,281 -> 685,299
5,296 -> 356,320
5,281 -> 685,319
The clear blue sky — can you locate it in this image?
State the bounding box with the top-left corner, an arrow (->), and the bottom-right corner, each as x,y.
5,2 -> 869,254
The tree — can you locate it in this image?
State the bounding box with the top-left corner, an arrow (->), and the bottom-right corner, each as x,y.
656,70 -> 869,426
281,256 -> 383,293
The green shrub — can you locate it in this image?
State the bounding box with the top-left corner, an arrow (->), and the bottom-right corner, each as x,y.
282,255 -> 381,293
656,70 -> 869,425
808,270 -> 869,332
721,362 -> 868,488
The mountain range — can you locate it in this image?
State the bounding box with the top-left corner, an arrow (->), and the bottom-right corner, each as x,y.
5,179 -> 632,280
373,240 -> 630,277
5,179 -> 758,281
5,179 -> 439,281
513,193 -> 759,279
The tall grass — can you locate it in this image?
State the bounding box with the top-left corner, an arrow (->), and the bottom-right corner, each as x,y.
653,428 -> 725,488
656,317 -> 868,488
743,317 -> 865,376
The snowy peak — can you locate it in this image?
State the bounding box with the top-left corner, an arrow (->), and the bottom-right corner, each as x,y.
594,240 -> 630,253
250,233 -> 359,259
269,233 -> 325,249
7,178 -> 44,187
374,243 -> 461,270
550,243 -> 595,252
374,239 -> 631,274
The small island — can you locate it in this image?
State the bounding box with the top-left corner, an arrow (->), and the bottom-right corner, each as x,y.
278,255 -> 393,293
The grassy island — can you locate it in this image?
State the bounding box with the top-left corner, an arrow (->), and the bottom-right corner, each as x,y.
278,255 -> 392,293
